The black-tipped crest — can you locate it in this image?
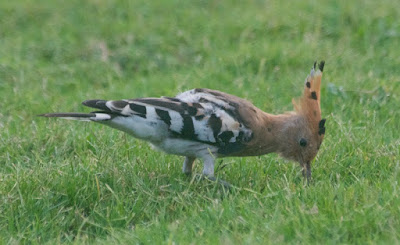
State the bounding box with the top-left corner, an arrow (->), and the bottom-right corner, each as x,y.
319,118 -> 326,128
318,118 -> 326,135
310,91 -> 317,100
319,61 -> 325,72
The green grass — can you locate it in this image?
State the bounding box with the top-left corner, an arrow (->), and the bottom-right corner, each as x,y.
1,0 -> 399,243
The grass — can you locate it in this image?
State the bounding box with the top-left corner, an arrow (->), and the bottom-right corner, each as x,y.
1,0 -> 399,243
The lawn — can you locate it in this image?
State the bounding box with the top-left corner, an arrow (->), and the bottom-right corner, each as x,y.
0,0 -> 399,244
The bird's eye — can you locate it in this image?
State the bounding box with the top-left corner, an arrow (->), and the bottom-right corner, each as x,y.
299,138 -> 307,147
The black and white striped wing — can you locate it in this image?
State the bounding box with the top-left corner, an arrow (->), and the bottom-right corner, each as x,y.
83,89 -> 253,154
175,89 -> 254,152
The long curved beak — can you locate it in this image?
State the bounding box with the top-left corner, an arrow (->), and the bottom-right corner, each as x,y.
302,162 -> 311,183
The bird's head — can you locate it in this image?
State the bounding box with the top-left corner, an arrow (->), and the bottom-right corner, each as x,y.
279,61 -> 326,181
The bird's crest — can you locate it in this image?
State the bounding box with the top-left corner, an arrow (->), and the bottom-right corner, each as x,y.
292,61 -> 326,137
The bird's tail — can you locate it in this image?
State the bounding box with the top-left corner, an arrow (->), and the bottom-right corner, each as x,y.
38,112 -> 112,121
39,99 -> 117,121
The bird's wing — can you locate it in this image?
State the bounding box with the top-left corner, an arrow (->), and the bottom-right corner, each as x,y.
174,88 -> 255,154
82,89 -> 255,154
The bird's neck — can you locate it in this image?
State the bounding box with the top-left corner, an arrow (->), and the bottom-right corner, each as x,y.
247,111 -> 300,156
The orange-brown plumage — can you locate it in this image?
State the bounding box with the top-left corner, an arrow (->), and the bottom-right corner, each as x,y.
203,61 -> 326,180
40,61 -> 326,183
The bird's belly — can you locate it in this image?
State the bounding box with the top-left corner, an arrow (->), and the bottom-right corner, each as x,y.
104,116 -> 169,141
152,138 -> 218,158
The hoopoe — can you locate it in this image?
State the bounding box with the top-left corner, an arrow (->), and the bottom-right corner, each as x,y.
40,61 -> 326,182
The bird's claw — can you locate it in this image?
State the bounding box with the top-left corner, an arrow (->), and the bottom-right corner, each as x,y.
191,174 -> 232,190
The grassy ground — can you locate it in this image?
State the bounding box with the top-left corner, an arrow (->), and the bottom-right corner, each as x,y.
1,0 -> 399,244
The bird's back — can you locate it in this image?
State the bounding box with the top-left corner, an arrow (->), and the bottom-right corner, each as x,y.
78,88 -> 258,157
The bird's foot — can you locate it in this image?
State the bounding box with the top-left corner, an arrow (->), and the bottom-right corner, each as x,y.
191,174 -> 232,190
206,176 -> 232,189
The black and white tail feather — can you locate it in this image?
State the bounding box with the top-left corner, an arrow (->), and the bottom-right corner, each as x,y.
40,89 -> 253,177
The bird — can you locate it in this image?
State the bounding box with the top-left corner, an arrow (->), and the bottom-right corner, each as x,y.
40,61 -> 326,183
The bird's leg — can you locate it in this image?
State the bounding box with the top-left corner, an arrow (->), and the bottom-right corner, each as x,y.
201,155 -> 231,188
182,156 -> 196,175
202,155 -> 215,177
